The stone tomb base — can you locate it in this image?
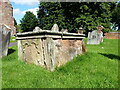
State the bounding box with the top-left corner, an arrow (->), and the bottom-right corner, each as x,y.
17,30 -> 85,71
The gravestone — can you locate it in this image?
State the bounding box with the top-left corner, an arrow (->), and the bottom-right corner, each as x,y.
0,0 -> 15,58
0,24 -> 11,58
87,25 -> 104,44
0,0 -> 16,35
16,25 -> 86,71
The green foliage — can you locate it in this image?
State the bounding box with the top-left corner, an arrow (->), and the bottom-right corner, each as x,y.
38,2 -> 65,30
14,18 -> 17,26
14,18 -> 23,33
38,2 -> 115,33
2,39 -> 119,88
20,11 -> 38,32
10,36 -> 16,43
111,3 -> 120,30
16,24 -> 23,33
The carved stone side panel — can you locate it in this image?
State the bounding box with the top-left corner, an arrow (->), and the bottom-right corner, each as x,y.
36,39 -> 44,67
74,40 -> 83,55
54,39 -> 83,67
18,38 -> 84,71
20,39 -> 44,66
18,40 -> 24,60
42,38 -> 55,71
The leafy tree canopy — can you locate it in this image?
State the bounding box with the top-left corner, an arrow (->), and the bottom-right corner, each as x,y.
20,11 -> 38,32
38,2 -> 116,33
111,3 -> 120,30
14,18 -> 17,26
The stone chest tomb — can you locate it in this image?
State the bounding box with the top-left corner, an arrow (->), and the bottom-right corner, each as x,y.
16,26 -> 85,71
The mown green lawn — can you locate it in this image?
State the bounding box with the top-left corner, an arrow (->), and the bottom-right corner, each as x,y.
2,39 -> 119,88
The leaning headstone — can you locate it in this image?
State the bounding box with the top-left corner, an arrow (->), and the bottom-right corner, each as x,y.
0,24 -> 11,58
0,0 -> 16,35
51,24 -> 59,32
0,0 -> 16,58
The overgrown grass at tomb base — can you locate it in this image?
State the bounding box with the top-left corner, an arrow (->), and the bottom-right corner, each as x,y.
2,39 -> 119,88
10,36 -> 16,43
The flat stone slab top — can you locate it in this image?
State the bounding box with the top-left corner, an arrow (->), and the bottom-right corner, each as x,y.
16,28 -> 86,71
16,30 -> 85,40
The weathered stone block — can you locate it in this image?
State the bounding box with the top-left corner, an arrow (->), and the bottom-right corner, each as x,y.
17,28 -> 85,71
87,25 -> 104,45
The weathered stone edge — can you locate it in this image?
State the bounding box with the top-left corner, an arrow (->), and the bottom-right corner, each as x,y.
16,30 -> 85,37
16,35 -> 85,40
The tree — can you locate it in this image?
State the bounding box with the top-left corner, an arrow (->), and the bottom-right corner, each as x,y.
111,3 -> 120,30
38,2 -> 66,30
14,18 -> 17,26
20,11 -> 38,32
38,2 -> 115,33
75,2 -> 115,33
16,24 -> 23,33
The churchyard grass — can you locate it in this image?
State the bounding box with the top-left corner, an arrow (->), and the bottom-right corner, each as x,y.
110,30 -> 120,32
2,39 -> 119,88
10,36 -> 16,43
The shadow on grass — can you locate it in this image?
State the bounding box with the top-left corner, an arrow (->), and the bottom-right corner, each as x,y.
8,48 -> 16,55
99,53 -> 120,60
